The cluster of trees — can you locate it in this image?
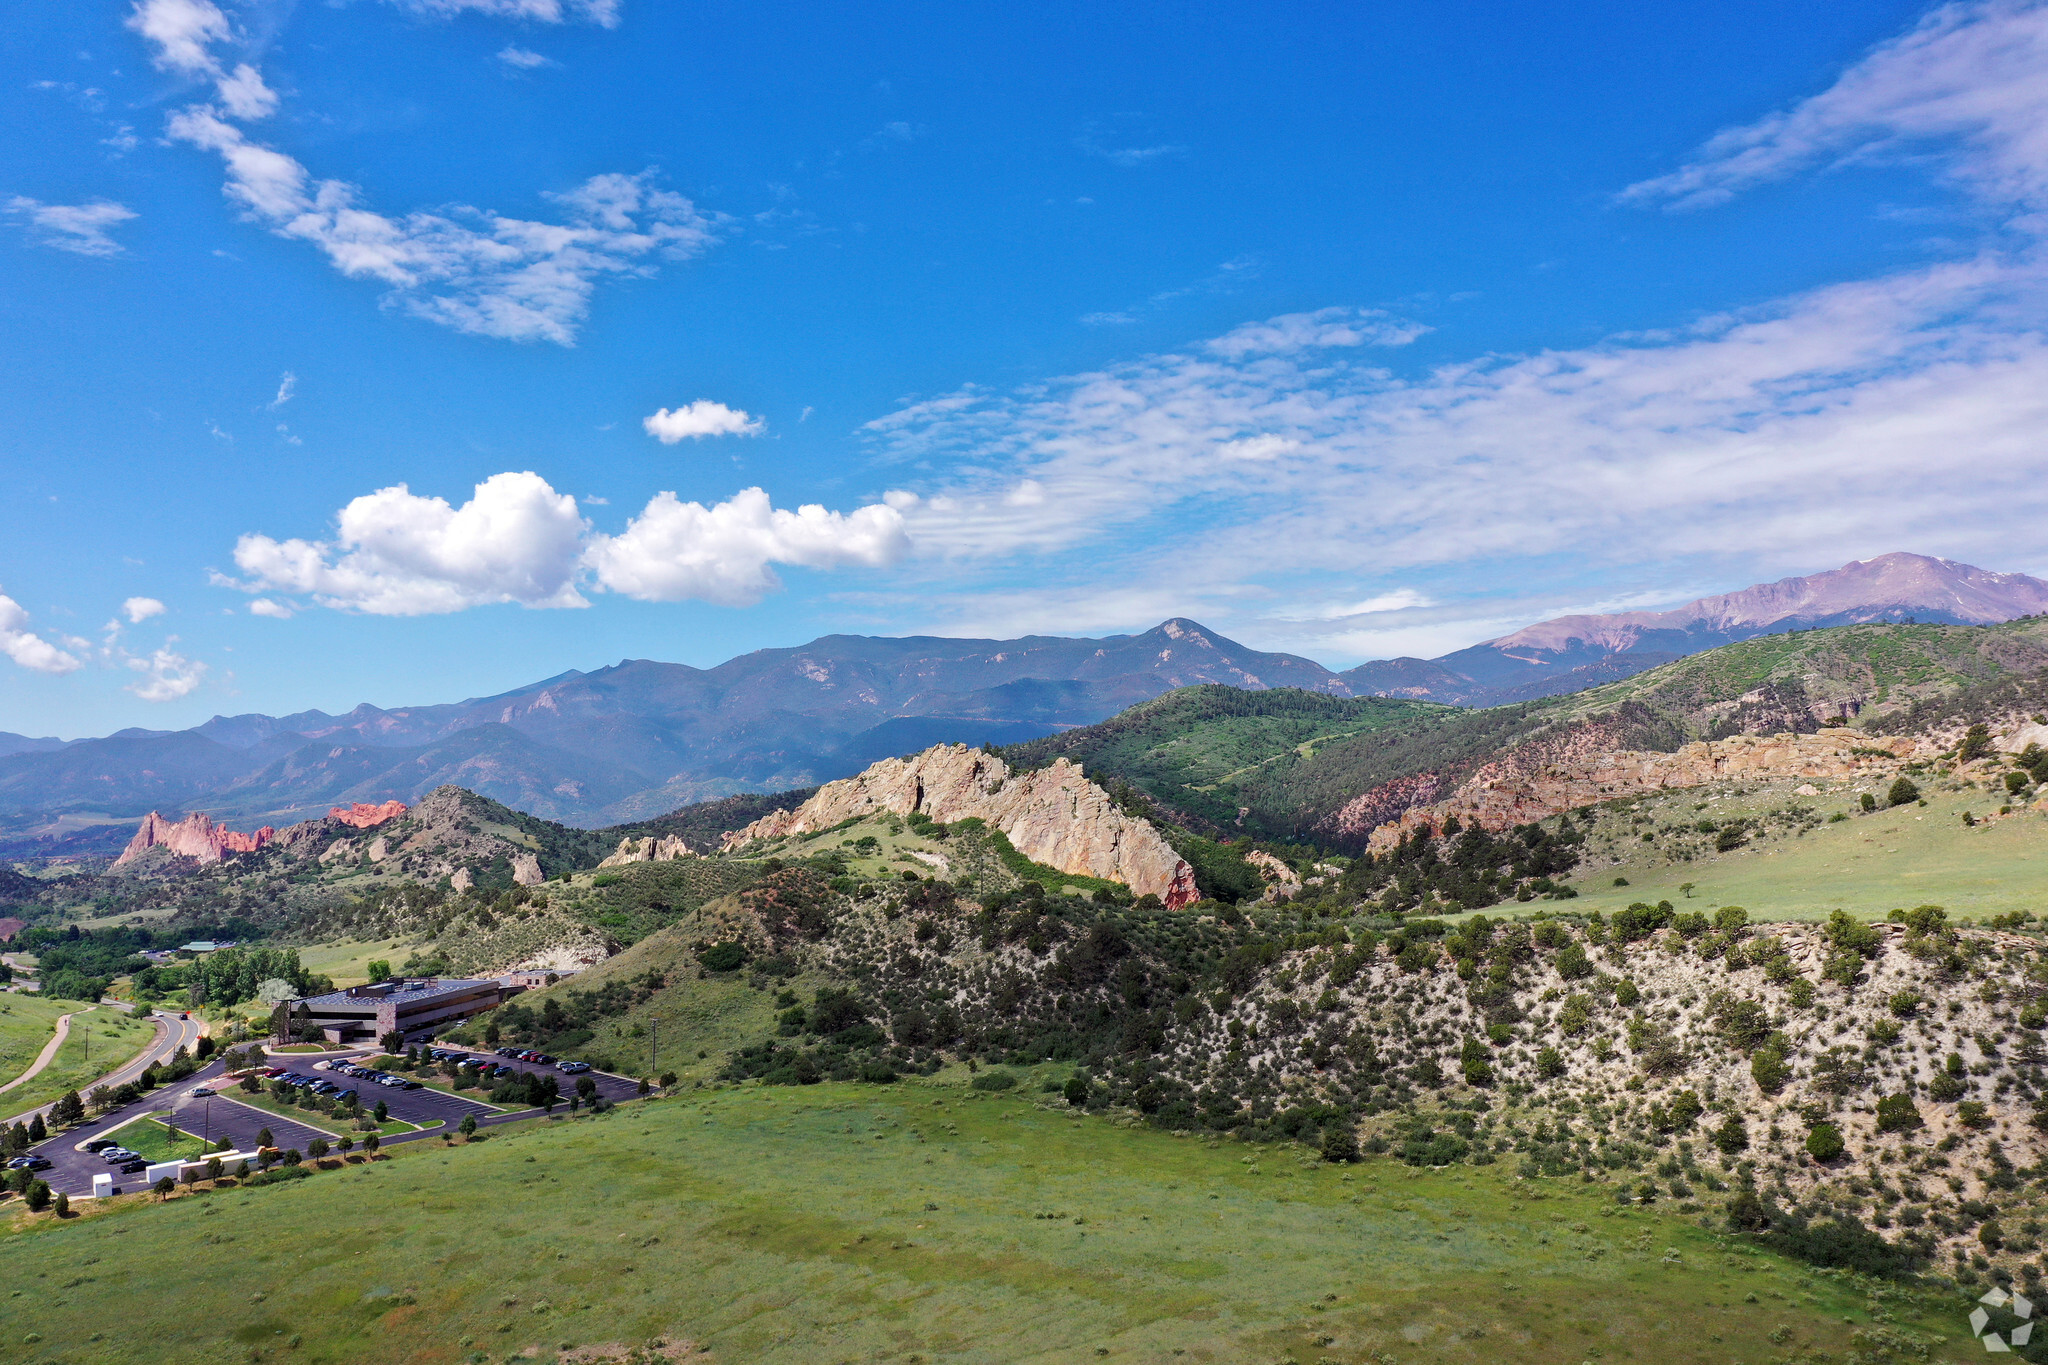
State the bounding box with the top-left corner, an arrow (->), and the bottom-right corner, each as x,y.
184,946 -> 330,1009
1338,815 -> 1584,914
466,967 -> 667,1061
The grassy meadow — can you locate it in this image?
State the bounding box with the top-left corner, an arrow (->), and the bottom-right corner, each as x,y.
100,1112 -> 212,1163
2,1077 -> 1975,1365
1565,783 -> 2048,923
0,994 -> 81,1089
0,1001 -> 156,1119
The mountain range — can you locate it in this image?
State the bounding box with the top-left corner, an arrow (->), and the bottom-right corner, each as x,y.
2,551 -> 2042,846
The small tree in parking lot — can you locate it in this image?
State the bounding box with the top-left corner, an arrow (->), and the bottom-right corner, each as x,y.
459,1113 -> 477,1139
306,1138 -> 329,1161
239,1073 -> 259,1093
364,1133 -> 380,1157
255,1127 -> 274,1150
381,1031 -> 404,1054
337,1135 -> 354,1155
373,1099 -> 389,1123
280,1148 -> 302,1167
205,1156 -> 223,1181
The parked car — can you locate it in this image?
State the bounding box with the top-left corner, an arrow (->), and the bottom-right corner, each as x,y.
118,1159 -> 149,1174
100,1149 -> 136,1163
83,1138 -> 115,1152
557,1061 -> 590,1074
396,1079 -> 422,1090
7,1156 -> 52,1171
189,1086 -> 215,1097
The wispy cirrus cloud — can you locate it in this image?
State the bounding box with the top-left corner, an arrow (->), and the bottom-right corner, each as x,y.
6,197 -> 136,257
1620,0 -> 2048,218
127,0 -> 718,344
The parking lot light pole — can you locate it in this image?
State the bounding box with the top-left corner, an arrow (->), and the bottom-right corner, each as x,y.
650,1016 -> 659,1079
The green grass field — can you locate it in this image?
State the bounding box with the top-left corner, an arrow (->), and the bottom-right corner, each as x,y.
293,937 -> 415,988
1,1078 -> 1975,1365
0,1001 -> 157,1120
1565,784 -> 2048,923
100,1112 -> 213,1163
0,994 -> 80,1088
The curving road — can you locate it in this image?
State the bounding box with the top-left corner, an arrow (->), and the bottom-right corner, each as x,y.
0,1005 -> 96,1097
3,1008 -> 203,1127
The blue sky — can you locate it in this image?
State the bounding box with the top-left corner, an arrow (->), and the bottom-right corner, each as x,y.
5,0 -> 2046,738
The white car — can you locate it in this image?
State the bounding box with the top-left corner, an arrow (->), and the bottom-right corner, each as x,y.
188,1086 -> 215,1097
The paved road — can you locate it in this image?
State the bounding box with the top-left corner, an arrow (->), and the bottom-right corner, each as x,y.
19,1042 -> 646,1198
3,1008 -> 201,1127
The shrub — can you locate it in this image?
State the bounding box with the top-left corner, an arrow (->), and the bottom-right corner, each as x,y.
1805,1123 -> 1845,1162
1958,1101 -> 1992,1130
1320,1122 -> 1361,1163
1887,991 -> 1921,1018
1874,1094 -> 1922,1134
1554,941 -> 1593,980
1614,978 -> 1641,1007
1535,1047 -> 1565,1080
1887,777 -> 1921,807
970,1070 -> 1017,1092
1712,1116 -> 1749,1155
698,941 -> 748,972
1860,793 -> 1877,812
1459,1037 -> 1494,1087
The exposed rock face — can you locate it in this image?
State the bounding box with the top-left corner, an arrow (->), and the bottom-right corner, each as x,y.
1243,849 -> 1302,900
597,835 -> 695,868
511,853 -> 545,887
1363,728 -> 1932,853
329,800 -> 407,829
113,811 -> 276,868
723,744 -> 1197,906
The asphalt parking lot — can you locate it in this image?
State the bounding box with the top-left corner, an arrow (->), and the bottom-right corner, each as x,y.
20,1044 -> 646,1198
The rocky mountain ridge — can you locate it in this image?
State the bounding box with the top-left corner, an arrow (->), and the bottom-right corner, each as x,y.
724,744 -> 1200,905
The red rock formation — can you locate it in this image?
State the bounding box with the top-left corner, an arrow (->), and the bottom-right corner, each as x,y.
114,811 -> 276,868
329,800 -> 408,830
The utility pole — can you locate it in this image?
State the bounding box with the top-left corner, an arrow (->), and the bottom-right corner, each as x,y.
650,1016 -> 659,1080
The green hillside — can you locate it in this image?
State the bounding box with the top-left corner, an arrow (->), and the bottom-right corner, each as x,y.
2,1078 -> 1974,1364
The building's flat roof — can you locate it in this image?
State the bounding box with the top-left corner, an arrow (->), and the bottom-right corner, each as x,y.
297,977 -> 496,1010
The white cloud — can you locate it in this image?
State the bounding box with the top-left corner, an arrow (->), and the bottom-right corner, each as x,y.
496,44 -> 556,69
166,108 -> 719,344
643,399 -> 764,442
228,473 -> 906,613
389,0 -> 621,26
124,640 -> 207,701
1205,307 -> 1430,358
126,0 -> 230,76
214,62 -> 277,119
584,487 -> 910,606
231,471 -> 590,615
0,590 -> 83,675
123,596 -> 166,624
247,598 -> 293,618
1075,127 -> 1187,168
270,371 -> 295,407
6,197 -> 137,257
129,0 -> 715,345
1620,0 -> 2048,219
1080,311 -> 1137,327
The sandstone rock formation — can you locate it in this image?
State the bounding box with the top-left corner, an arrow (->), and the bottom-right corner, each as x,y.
1362,728 -> 1934,853
329,800 -> 408,829
723,744 -> 1198,906
511,853 -> 545,887
1243,849 -> 1302,900
113,811 -> 276,868
597,835 -> 695,868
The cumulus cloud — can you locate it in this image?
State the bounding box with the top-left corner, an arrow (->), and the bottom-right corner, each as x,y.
231,471 -> 591,615
6,197 -> 137,257
1620,0 -> 2048,218
643,400 -> 764,442
125,641 -> 206,701
228,473 -> 907,613
123,596 -> 166,624
0,590 -> 83,675
126,0 -> 231,76
214,62 -> 278,119
247,598 -> 293,618
585,487 -> 909,606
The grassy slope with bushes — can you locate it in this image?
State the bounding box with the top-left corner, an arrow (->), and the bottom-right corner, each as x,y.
0,1078 -> 1975,1365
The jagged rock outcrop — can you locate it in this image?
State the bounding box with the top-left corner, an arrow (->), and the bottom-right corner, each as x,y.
724,744 -> 1198,906
511,853 -> 545,887
1243,849 -> 1301,901
113,811 -> 276,868
1362,728 -> 1934,852
597,835 -> 695,868
329,800 -> 407,829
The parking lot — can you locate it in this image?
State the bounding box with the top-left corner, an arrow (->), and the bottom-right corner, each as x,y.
18,1043 -> 646,1198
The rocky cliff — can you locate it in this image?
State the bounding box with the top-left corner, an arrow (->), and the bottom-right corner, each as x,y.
598,835 -> 694,867
1359,726 -> 1938,852
723,744 -> 1198,905
329,800 -> 408,829
113,811 -> 276,868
